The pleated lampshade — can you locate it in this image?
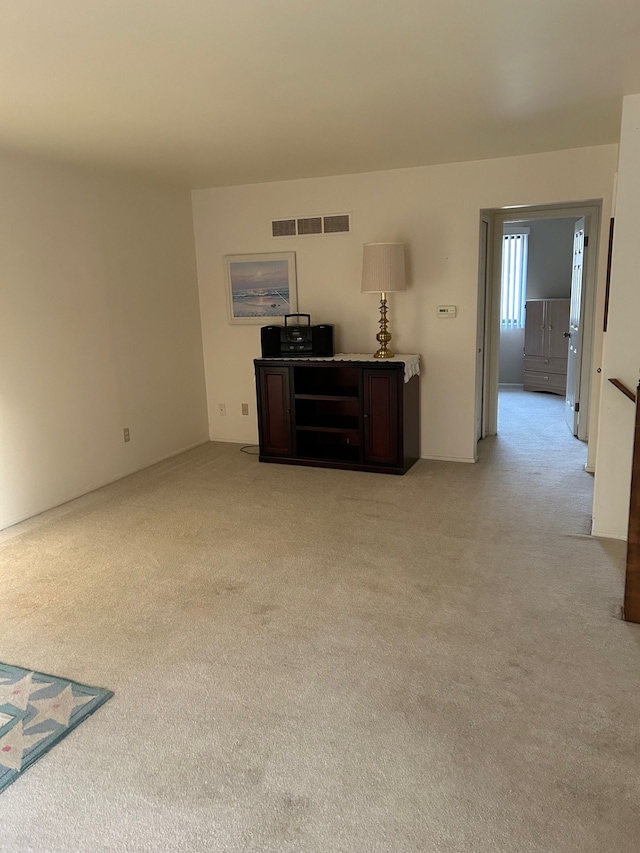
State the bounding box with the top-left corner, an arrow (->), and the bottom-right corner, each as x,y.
361,242 -> 406,293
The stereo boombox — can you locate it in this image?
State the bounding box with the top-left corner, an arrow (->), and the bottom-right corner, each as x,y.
261,314 -> 334,358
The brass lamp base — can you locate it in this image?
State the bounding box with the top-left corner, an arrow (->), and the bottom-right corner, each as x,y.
373,293 -> 395,358
373,346 -> 395,359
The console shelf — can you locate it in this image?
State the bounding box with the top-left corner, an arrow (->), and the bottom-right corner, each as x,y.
294,392 -> 359,402
254,357 -> 420,474
296,424 -> 360,434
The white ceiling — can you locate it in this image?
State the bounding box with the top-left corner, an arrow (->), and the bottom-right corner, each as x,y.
2,0 -> 640,188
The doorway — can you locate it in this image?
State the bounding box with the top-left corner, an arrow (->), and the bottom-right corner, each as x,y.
477,201 -> 602,461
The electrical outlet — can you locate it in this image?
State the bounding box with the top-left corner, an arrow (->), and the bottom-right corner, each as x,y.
123,428 -> 130,443
241,403 -> 249,416
218,403 -> 226,416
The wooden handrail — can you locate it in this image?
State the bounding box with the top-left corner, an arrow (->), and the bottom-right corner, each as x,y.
624,380 -> 640,623
608,378 -> 637,403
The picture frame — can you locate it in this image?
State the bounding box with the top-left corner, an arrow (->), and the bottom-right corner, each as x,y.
224,252 -> 297,324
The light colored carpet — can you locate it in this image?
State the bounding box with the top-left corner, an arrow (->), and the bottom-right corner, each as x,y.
0,387 -> 637,852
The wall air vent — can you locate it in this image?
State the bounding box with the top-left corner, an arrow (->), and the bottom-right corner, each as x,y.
272,219 -> 296,237
323,214 -> 350,234
297,217 -> 322,235
271,213 -> 351,238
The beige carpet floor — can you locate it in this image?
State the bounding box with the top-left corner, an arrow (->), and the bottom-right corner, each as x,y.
0,387 -> 638,852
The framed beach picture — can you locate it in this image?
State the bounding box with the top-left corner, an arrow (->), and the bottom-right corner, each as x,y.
224,252 -> 297,324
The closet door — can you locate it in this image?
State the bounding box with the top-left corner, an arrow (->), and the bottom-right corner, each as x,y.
546,300 -> 571,360
524,301 -> 545,357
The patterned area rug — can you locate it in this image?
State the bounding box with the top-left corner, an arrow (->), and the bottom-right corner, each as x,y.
0,663 -> 112,794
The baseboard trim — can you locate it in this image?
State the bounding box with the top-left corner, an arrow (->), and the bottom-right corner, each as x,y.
209,436 -> 258,445
591,528 -> 628,541
420,454 -> 477,464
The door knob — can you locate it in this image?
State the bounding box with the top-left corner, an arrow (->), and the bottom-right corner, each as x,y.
563,331 -> 571,338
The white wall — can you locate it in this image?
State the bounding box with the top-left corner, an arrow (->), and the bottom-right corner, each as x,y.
499,329 -> 526,384
526,218 -> 576,300
592,95 -> 640,539
193,145 -> 617,463
0,148 -> 209,530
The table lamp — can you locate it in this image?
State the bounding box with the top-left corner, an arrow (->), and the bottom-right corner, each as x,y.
361,242 -> 406,358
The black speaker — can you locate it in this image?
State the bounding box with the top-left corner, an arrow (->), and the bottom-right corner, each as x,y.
260,325 -> 282,357
311,324 -> 334,357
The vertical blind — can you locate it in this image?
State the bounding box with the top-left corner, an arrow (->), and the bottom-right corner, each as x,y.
500,232 -> 529,329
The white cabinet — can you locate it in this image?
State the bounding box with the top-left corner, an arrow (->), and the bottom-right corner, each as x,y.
523,299 -> 570,395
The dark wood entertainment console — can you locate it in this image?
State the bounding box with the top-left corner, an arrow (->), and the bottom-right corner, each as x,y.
254,356 -> 420,474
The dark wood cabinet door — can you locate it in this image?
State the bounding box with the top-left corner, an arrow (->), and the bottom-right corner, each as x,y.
256,366 -> 293,456
363,368 -> 400,466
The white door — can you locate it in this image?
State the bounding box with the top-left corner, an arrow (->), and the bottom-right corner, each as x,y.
565,217 -> 585,436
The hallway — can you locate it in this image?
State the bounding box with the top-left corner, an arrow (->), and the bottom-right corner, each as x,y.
493,385 -> 590,534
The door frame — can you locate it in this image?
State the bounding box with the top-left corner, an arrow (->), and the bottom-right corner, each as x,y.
475,217 -> 489,443
478,200 -> 602,444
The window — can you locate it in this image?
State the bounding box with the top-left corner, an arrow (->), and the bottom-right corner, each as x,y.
500,227 -> 529,329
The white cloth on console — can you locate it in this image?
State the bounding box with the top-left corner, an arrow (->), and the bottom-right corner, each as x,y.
302,353 -> 420,383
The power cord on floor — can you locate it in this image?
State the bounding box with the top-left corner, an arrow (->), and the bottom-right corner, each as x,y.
240,445 -> 260,455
